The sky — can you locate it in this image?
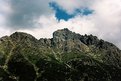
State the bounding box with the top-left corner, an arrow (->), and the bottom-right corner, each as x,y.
0,0 -> 121,49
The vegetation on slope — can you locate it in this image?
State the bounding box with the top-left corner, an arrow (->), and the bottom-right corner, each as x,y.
0,28 -> 121,81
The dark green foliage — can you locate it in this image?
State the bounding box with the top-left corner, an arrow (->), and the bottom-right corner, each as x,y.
7,47 -> 36,81
36,58 -> 68,81
66,59 -> 110,81
0,67 -> 16,81
0,53 -> 6,66
0,29 -> 121,81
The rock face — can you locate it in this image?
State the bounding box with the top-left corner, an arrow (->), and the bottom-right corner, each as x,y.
0,28 -> 121,81
52,28 -> 89,52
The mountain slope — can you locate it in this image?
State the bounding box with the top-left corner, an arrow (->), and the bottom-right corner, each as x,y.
0,28 -> 121,81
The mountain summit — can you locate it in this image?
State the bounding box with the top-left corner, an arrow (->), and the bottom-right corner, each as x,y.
53,28 -> 77,40
0,28 -> 121,81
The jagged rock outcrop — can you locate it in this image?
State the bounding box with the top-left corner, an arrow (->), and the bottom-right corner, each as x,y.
0,28 -> 121,81
52,28 -> 90,53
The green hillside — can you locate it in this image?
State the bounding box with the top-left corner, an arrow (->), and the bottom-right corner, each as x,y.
0,28 -> 121,81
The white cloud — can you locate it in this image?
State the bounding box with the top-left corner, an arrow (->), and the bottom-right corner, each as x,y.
90,0 -> 121,47
19,0 -> 121,49
0,0 -> 54,29
17,15 -> 95,39
0,27 -> 11,38
0,0 -> 121,49
51,0 -> 121,48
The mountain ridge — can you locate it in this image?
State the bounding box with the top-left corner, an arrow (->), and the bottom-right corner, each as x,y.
0,28 -> 121,81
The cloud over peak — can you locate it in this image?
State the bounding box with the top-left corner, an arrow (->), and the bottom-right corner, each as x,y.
0,0 -> 121,49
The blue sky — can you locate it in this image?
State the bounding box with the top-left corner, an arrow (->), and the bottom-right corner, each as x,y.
49,2 -> 93,21
49,2 -> 75,21
0,0 -> 121,49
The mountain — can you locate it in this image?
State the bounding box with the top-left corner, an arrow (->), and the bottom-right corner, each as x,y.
0,28 -> 121,81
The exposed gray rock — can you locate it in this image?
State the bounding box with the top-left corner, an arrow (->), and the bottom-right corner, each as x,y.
0,28 -> 121,81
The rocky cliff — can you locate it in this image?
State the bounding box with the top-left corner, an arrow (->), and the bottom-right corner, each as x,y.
0,28 -> 121,81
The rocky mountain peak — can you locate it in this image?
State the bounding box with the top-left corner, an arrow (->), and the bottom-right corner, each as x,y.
52,28 -> 89,52
0,36 -> 10,43
0,28 -> 121,81
10,32 -> 37,44
10,32 -> 36,39
53,28 -> 77,41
